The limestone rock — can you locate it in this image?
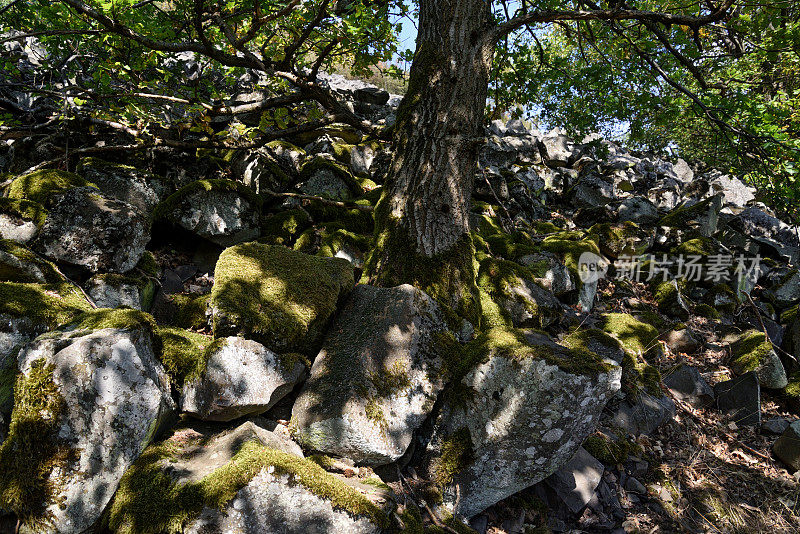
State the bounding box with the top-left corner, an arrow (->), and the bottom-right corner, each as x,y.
76,157 -> 166,215
182,337 -> 306,422
715,372 -> 761,426
291,284 -> 449,465
773,420 -> 800,472
33,187 -> 150,273
6,326 -> 174,533
609,392 -> 676,436
663,364 -> 714,407
85,274 -> 155,311
545,447 -> 605,514
729,330 -> 787,389
423,329 -> 621,519
518,252 -> 575,296
498,276 -> 562,328
540,132 -> 582,167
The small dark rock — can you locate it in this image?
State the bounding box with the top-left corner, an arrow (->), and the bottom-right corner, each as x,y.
714,371 -> 761,426
663,364 -> 715,407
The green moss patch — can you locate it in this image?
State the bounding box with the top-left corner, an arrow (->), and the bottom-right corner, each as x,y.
0,197 -> 48,228
730,330 -> 774,374
658,196 -> 719,228
299,156 -> 365,198
653,279 -> 690,320
68,308 -> 156,334
432,427 -> 474,488
477,256 -> 556,329
7,169 -> 95,205
160,293 -> 211,331
583,431 -> 643,465
152,179 -> 262,222
0,239 -> 61,283
483,231 -> 537,261
538,231 -> 602,276
586,222 -> 649,259
0,282 -> 92,329
0,359 -> 76,528
108,438 -> 388,534
600,313 -> 661,358
672,237 -> 717,257
260,208 -> 312,246
154,327 -> 216,387
210,243 -> 354,352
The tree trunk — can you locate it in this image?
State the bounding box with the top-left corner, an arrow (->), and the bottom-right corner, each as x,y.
363,0 -> 494,325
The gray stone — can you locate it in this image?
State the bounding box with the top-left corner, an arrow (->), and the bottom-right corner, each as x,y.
624,476 -> 647,494
86,275 -> 151,310
354,87 -> 390,105
617,196 -> 660,226
773,420 -> 800,472
708,172 -> 755,209
185,469 -> 383,534
609,392 -> 675,436
762,417 -> 792,435
497,276 -> 562,328
172,189 -> 260,247
729,330 -> 788,390
350,143 -> 378,177
775,271 -> 800,307
663,328 -> 701,355
182,337 -> 306,422
545,447 -> 605,514
505,119 -> 529,136
14,326 -> 175,533
714,372 -> 761,426
0,213 -> 39,244
424,330 -> 621,519
673,158 -> 694,182
76,158 -> 166,215
734,207 -> 800,264
33,187 -> 150,273
572,173 -> 616,208
663,364 -> 714,407
518,252 -> 575,296
300,167 -> 352,200
291,284 -> 450,465
580,279 -> 599,313
540,132 -> 582,167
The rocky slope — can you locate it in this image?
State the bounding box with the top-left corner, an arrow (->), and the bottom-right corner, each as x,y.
0,73 -> 799,533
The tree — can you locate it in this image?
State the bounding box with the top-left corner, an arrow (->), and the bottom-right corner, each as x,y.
1,0 -> 745,324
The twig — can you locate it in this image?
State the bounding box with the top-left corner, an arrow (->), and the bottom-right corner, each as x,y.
396,468 -> 460,534
262,187 -> 374,212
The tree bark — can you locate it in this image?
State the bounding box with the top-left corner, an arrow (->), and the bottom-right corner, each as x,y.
363,0 -> 494,325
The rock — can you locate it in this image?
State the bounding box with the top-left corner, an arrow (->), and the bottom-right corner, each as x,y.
210,243 -> 354,353
235,142 -> 302,190
561,328 -> 626,364
732,207 -> 800,264
540,132 -> 582,167
497,275 -> 563,328
571,172 -> 616,208
85,274 -> 155,311
609,392 -> 676,436
33,187 -> 150,273
0,239 -> 60,283
663,364 -> 714,407
663,327 -> 701,354
774,271 -> 800,307
350,143 -> 379,177
157,179 -> 261,247
616,196 -> 660,226
300,165 -> 353,200
545,447 -> 605,514
715,372 -> 761,426
75,157 -> 166,215
518,252 -> 576,296
182,337 -> 306,421
773,420 -> 800,472
729,330 -> 787,389
2,323 -> 174,533
505,119 -> 529,136
762,417 -> 792,435
659,194 -> 723,238
354,86 -> 390,105
423,328 -> 621,519
291,284 -> 449,465
673,159 -> 694,182
624,476 -> 647,494
0,198 -> 44,244
109,420 -> 390,533
707,172 -> 755,209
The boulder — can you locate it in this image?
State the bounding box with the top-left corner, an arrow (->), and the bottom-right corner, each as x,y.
773,419 -> 800,472
707,172 -> 755,209
291,284 -> 449,465
539,132 -> 581,167
714,372 -> 761,426
774,271 -> 800,308
0,239 -> 60,283
616,196 -> 660,226
32,187 -> 150,273
609,392 -> 676,436
0,323 -> 174,533
210,243 -> 354,353
0,198 -> 45,244
182,337 -> 306,422
571,172 -> 616,208
663,364 -> 714,407
729,330 -> 787,389
545,447 -> 605,514
518,252 -> 575,296
354,86 -> 390,105
85,273 -> 156,311
659,194 -> 723,238
662,327 -> 702,355
423,329 -> 621,519
732,207 -> 800,264
155,179 -> 261,247
75,157 -> 166,215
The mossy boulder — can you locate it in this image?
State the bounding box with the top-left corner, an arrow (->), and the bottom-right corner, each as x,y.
181,337 -> 306,422
0,281 -> 93,331
599,313 -> 662,359
76,157 -> 167,215
152,293 -> 210,331
290,123 -> 363,146
729,330 -> 788,389
0,197 -> 47,244
0,239 -> 61,283
291,284 -> 450,465
260,208 -> 313,246
477,257 -> 562,329
85,272 -> 157,311
32,186 -> 151,273
561,327 -> 626,363
422,328 -> 621,519
586,221 -> 652,260
298,156 -> 365,201
210,243 -> 354,353
653,279 -> 691,320
153,179 -> 261,247
6,169 -> 95,205
1,323 -> 174,532
658,193 -> 723,237
108,421 -> 389,534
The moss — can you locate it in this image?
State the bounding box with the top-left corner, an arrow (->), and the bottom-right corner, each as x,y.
154,327 -> 215,387
0,359 -> 76,528
586,222 -> 648,259
299,156 -> 365,198
477,256 -> 556,329
0,282 -> 92,329
7,169 -> 95,205
0,197 -> 48,228
530,220 -> 563,234
484,231 -> 537,260
432,427 -> 474,488
538,232 -> 602,276
291,123 -> 362,145
0,239 -> 61,283
561,328 -> 623,358
152,179 -> 262,222
306,454 -> 337,470
653,279 -> 690,320
260,208 -> 313,246
295,223 -> 370,259
135,251 -> 159,278
583,431 -> 643,465
303,198 -> 374,235
474,214 -> 504,237
109,438 -> 388,534
658,196 -> 719,228
210,243 -> 354,352
784,372 -> 800,408
331,142 -> 354,165
730,330 -> 774,374
672,237 -> 717,257
398,505 -> 424,534
780,305 -> 799,325
371,360 -> 412,398
163,293 -> 210,330
600,313 -> 661,358
694,303 -> 721,320
705,283 -> 737,313
364,397 -> 387,428
621,352 -> 663,396
69,308 -> 156,333
477,287 -> 510,329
